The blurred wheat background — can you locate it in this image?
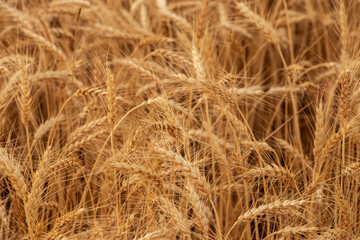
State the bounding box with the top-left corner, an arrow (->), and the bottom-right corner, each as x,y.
1,0 -> 360,239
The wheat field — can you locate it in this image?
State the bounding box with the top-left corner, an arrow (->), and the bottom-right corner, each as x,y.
0,0 -> 360,239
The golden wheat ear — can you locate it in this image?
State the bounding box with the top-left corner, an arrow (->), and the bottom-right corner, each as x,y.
2,0 -> 360,239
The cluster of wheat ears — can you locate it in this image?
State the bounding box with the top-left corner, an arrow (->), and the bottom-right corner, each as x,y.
1,0 -> 360,239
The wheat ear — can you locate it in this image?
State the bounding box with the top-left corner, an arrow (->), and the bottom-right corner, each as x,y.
339,1 -> 349,66
24,146 -> 52,239
21,28 -> 66,62
46,208 -> 85,240
338,69 -> 351,123
227,199 -> 306,236
236,2 -> 281,46
0,148 -> 27,200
